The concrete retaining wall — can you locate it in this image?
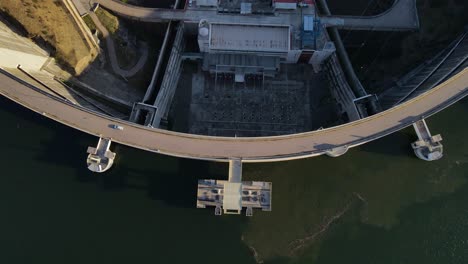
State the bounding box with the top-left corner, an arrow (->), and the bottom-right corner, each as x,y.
62,0 -> 100,51
0,20 -> 49,70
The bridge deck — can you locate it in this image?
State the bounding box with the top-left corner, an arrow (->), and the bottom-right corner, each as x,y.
0,67 -> 466,161
95,0 -> 418,31
94,0 -> 308,25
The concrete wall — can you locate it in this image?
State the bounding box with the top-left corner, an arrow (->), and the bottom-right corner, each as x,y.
0,48 -> 48,70
0,20 -> 49,70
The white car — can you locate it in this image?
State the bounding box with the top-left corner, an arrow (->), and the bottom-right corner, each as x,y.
109,124 -> 124,130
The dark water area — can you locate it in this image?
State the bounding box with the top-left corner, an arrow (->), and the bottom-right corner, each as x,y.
0,96 -> 253,264
316,184 -> 468,264
1,93 -> 468,264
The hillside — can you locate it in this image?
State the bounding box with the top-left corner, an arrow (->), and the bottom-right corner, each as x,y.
0,0 -> 97,75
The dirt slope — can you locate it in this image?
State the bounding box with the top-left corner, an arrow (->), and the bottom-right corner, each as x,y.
0,0 -> 96,74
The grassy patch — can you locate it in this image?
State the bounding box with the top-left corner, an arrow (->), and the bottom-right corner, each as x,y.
82,14 -> 97,34
95,8 -> 118,34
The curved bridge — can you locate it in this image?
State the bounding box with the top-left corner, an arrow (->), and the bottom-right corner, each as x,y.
93,0 -> 301,24
0,68 -> 466,162
94,0 -> 419,31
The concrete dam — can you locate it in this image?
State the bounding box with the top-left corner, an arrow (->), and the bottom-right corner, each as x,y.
0,0 -> 467,215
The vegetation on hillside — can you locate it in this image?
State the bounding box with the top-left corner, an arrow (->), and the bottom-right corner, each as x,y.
0,0 -> 97,75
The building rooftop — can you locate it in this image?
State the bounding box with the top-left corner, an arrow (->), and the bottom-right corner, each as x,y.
209,23 -> 290,53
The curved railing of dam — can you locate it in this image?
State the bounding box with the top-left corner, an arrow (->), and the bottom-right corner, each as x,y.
0,67 -> 467,162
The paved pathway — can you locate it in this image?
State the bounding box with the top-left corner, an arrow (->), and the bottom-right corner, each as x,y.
0,68 -> 466,161
89,11 -> 148,78
94,0 -> 305,25
94,0 -> 418,31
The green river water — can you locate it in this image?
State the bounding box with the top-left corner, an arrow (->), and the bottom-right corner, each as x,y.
0,95 -> 467,264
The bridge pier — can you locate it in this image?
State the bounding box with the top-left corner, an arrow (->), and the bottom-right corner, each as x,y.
86,137 -> 116,172
325,145 -> 349,157
411,119 -> 443,161
223,158 -> 243,215
197,158 -> 272,216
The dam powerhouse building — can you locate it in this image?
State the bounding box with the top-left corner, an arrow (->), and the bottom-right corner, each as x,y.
0,0 -> 467,216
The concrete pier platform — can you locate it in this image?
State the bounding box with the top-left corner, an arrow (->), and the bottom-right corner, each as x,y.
87,137 -> 116,172
197,159 -> 272,216
411,119 -> 443,161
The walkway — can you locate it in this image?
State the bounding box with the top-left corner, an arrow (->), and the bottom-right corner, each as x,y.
94,0 -> 418,31
89,11 -> 148,78
0,67 -> 466,161
93,0 -> 296,24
